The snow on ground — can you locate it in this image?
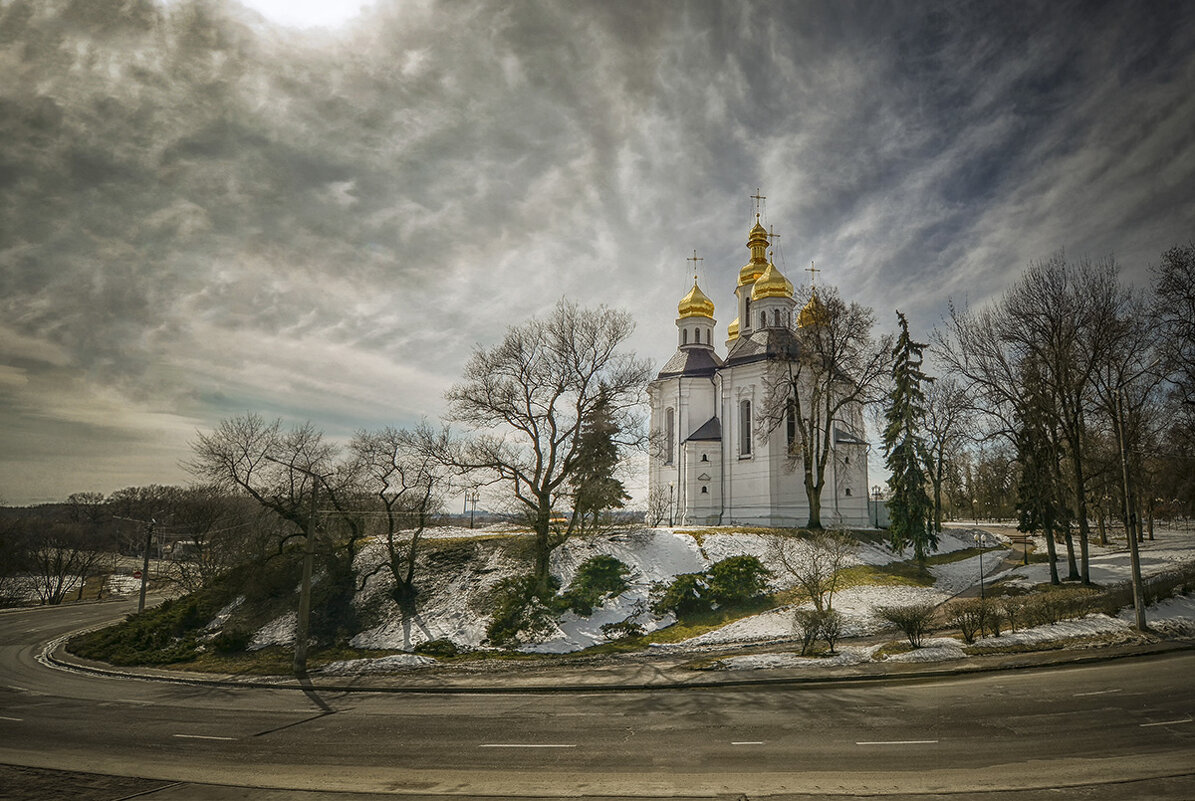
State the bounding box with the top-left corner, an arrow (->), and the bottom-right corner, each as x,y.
1118,592 -> 1195,637
104,575 -> 142,596
248,611 -> 296,650
719,644 -> 880,670
969,614 -> 1130,652
320,654 -> 436,674
244,521 -> 1192,659
883,637 -> 969,663
1002,527 -> 1195,590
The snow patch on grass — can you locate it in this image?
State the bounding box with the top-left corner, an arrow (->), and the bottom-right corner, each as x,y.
320,654 -> 436,674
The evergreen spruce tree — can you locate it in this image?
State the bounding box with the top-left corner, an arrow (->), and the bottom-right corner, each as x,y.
569,390 -> 630,531
882,312 -> 937,560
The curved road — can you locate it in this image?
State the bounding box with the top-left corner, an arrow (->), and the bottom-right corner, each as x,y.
2,600 -> 1193,799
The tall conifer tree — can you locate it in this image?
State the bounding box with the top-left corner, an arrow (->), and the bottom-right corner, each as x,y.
883,312 -> 937,560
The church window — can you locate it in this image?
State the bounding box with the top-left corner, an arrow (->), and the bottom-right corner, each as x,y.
701,486 -> 708,494
760,312 -> 766,328
693,327 -> 699,343
682,329 -> 688,345
773,309 -> 780,326
739,400 -> 752,456
665,408 -> 675,464
744,297 -> 751,324
701,453 -> 708,462
845,488 -> 852,497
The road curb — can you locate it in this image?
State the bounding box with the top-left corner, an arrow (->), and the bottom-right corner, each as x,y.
45,631 -> 1195,694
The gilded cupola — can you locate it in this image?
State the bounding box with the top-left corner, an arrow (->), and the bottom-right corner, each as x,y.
797,289 -> 831,328
726,316 -> 740,340
738,215 -> 771,287
751,258 -> 794,301
677,280 -> 715,319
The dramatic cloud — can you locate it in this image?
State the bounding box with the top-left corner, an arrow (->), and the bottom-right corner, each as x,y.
1,0 -> 1193,503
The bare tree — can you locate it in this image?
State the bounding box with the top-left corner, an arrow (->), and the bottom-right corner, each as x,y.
759,286 -> 893,529
443,300 -> 652,596
350,424 -> 447,605
768,530 -> 858,612
1154,242 -> 1195,409
188,414 -> 370,673
999,256 -> 1123,584
923,378 -> 972,533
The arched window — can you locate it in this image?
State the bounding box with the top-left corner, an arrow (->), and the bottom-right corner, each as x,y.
845,488 -> 853,497
701,486 -> 709,494
682,329 -> 688,345
739,400 -> 752,456
693,327 -> 699,343
665,408 -> 675,464
744,297 -> 751,325
773,309 -> 780,326
760,312 -> 766,328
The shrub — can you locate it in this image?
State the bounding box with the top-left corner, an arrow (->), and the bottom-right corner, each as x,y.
600,619 -> 645,640
414,638 -> 460,658
558,555 -> 635,615
485,574 -> 560,648
209,627 -> 251,654
946,599 -> 1000,644
651,573 -> 710,618
705,556 -> 772,606
1024,588 -> 1100,627
790,607 -> 845,655
875,602 -> 938,648
792,608 -> 823,655
819,608 -> 845,653
1001,596 -> 1028,632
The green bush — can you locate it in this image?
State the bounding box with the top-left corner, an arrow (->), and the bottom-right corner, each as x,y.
558,555 -> 635,615
600,619 -> 645,640
705,556 -> 772,606
414,638 -> 460,657
651,573 -> 710,618
485,574 -> 560,648
210,627 -> 252,654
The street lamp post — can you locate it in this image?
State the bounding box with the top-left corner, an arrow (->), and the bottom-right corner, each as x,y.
668,482 -> 675,528
872,485 -> 882,527
976,530 -> 985,600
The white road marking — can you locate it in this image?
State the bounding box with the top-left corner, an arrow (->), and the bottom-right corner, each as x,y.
731,741 -> 765,745
478,743 -> 577,748
856,739 -> 939,745
1139,718 -> 1193,728
0,715 -> 23,722
172,734 -> 236,741
1074,688 -> 1122,697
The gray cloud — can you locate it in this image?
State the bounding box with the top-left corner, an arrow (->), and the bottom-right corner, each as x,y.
1,0 -> 1193,503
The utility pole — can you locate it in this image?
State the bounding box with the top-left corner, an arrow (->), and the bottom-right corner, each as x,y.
138,518 -> 155,614
114,515 -> 157,614
293,479 -> 318,676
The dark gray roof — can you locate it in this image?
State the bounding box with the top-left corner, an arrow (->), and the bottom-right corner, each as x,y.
657,347 -> 724,378
723,327 -> 801,367
686,416 -> 722,442
834,427 -> 869,445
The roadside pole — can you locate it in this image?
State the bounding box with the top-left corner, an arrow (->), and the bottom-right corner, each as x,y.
293,481 -> 318,676
138,519 -> 155,614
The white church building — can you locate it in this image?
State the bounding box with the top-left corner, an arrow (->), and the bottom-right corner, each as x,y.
647,214 -> 871,528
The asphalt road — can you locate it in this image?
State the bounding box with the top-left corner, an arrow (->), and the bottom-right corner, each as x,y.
2,600 -> 1193,799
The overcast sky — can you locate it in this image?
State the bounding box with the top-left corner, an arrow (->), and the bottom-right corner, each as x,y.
1,0 -> 1193,506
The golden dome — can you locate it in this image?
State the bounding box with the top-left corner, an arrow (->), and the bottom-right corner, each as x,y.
751,260 -> 794,300
677,280 -> 715,319
797,290 -> 831,328
738,215 -> 771,287
727,316 -> 740,340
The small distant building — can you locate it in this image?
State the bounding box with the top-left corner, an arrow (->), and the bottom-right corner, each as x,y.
647,211 -> 870,528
